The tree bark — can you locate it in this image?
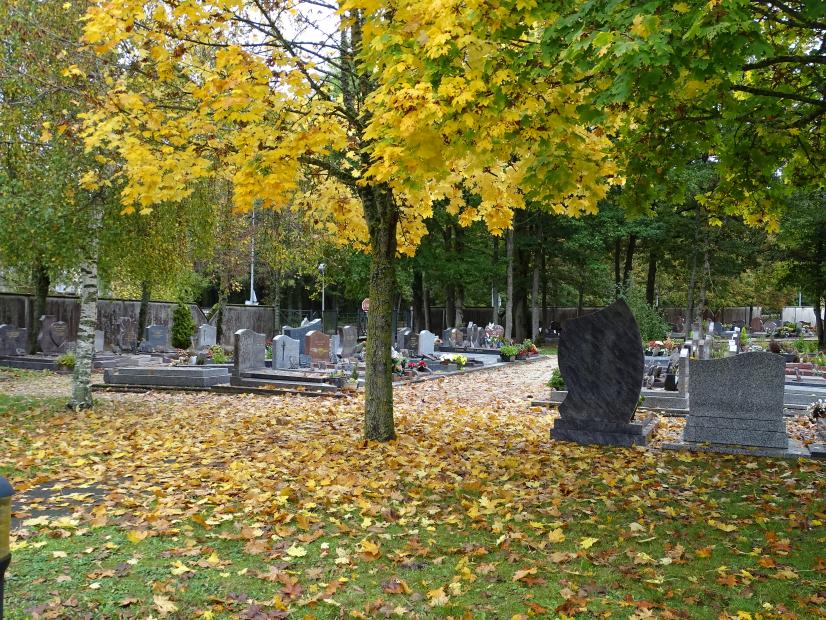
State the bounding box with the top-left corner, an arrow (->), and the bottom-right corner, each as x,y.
70,257 -> 98,410
505,227 -> 514,341
622,233 -> 637,293
445,284 -> 455,329
697,251 -> 709,342
272,271 -> 282,337
454,285 -> 464,327
491,236 -> 499,325
27,262 -> 50,354
614,237 -> 622,300
814,294 -> 824,350
137,280 -> 151,341
577,281 -> 584,317
645,250 -> 657,306
421,272 -> 430,332
686,205 -> 702,333
362,185 -> 397,441
531,252 -> 540,341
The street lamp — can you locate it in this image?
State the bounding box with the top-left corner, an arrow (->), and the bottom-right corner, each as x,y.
318,263 -> 327,314
0,476 -> 13,620
245,206 -> 258,306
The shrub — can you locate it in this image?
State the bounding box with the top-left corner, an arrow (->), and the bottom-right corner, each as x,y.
624,290 -> 669,342
499,345 -> 519,359
56,352 -> 76,370
209,345 -> 228,364
547,368 -> 565,390
171,302 -> 195,350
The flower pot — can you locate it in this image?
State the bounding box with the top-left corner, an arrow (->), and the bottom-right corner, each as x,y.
500,354 -> 514,362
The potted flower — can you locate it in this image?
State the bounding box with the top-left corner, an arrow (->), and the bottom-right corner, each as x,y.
499,345 -> 519,362
546,368 -> 565,391
454,354 -> 467,370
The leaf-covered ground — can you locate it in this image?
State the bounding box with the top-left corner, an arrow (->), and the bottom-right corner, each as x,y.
1,363 -> 824,619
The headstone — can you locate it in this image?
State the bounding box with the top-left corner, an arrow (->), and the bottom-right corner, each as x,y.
550,299 -> 655,447
707,321 -> 715,336
143,324 -> 170,352
37,316 -> 67,354
329,334 -> 340,362
727,339 -> 737,356
0,325 -> 27,356
680,352 -> 788,451
116,317 -> 138,352
94,330 -> 105,353
678,348 -> 689,397
283,319 -> 321,354
396,327 -> 412,351
300,317 -> 310,326
418,330 -> 436,356
273,334 -> 299,369
449,328 -> 463,347
233,328 -> 266,376
407,331 -> 419,355
306,330 -> 331,365
338,325 -> 357,359
442,329 -> 453,346
196,324 -> 217,351
750,317 -> 764,332
764,320 -> 778,332
712,322 -> 724,336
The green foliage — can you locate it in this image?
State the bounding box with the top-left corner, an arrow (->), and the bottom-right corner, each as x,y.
55,352 -> 76,370
209,345 -> 228,364
624,290 -> 669,342
499,345 -> 519,358
171,303 -> 195,350
547,368 -> 565,391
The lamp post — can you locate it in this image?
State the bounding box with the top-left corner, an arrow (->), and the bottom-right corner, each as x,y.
245,206 -> 258,306
318,263 -> 327,315
0,476 -> 13,620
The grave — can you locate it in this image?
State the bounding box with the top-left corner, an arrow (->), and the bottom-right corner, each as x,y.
418,330 -> 436,356
750,317 -> 764,332
233,328 -> 266,376
94,330 -> 105,353
667,352 -> 793,456
116,317 -> 139,352
0,325 -> 27,356
273,334 -> 299,369
283,319 -> 321,354
550,299 -> 655,447
103,366 -> 230,388
196,324 -> 217,351
37,316 -> 68,354
142,324 -> 170,352
338,325 -> 357,359
306,330 -> 331,365
395,327 -> 412,351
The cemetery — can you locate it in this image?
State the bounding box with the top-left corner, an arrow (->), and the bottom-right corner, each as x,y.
1,1 -> 826,618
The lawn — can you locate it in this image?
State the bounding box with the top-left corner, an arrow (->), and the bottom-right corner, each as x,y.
1,367 -> 824,619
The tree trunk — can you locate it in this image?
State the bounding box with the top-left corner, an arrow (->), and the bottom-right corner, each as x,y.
272,272 -> 282,337
421,272 -> 430,332
491,236 -> 499,325
540,242 -> 547,329
454,285 -> 464,327
445,284 -> 455,329
622,233 -> 637,293
645,250 -> 657,306
814,294 -> 824,350
577,280 -> 584,317
614,237 -> 622,300
362,185 -> 397,441
70,257 -> 98,410
697,252 -> 709,342
137,280 -> 151,341
505,227 -> 514,341
531,253 -> 540,341
686,205 -> 702,333
27,262 -> 50,354
411,270 -> 423,332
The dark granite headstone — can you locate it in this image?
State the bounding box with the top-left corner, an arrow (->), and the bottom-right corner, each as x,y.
396,327 -> 412,351
37,316 -> 67,354
0,325 -> 27,356
283,319 -> 321,355
550,299 -> 654,447
681,352 -> 788,450
143,324 -> 170,352
116,317 -> 138,352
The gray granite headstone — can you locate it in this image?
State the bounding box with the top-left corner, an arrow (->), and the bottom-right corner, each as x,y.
678,348 -> 689,397
144,324 -> 170,352
418,330 -> 436,356
329,334 -> 340,362
449,328 -> 463,347
338,325 -> 357,359
442,329 -> 453,346
681,352 -> 788,450
550,299 -> 654,447
233,328 -> 266,376
396,327 -> 412,351
273,334 -> 299,369
306,330 -> 331,364
94,330 -> 105,353
283,319 -> 321,354
196,324 -> 217,350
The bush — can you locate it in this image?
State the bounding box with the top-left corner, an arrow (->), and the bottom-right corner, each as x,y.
499,345 -> 520,359
56,352 -> 76,370
171,302 -> 195,350
209,345 -> 228,364
547,368 -> 565,391
624,290 -> 669,342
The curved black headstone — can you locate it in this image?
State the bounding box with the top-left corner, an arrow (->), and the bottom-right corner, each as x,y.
552,299 -> 653,446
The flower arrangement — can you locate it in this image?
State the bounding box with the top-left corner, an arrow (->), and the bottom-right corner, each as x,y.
406,360 -> 428,371
439,353 -> 467,369
499,344 -> 519,360
208,344 -> 228,364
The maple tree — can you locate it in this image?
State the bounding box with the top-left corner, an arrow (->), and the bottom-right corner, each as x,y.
80,0 -> 620,439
